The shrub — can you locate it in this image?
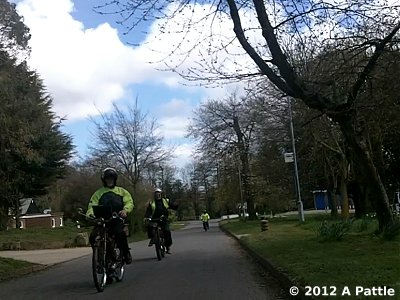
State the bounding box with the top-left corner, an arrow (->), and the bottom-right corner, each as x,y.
355,216 -> 374,232
382,217 -> 400,241
316,220 -> 352,242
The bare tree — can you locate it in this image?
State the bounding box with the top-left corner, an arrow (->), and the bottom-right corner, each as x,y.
180,158 -> 220,217
89,100 -> 173,192
187,92 -> 258,218
95,0 -> 400,230
223,1 -> 397,230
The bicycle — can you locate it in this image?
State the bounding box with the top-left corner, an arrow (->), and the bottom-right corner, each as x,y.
146,215 -> 166,261
202,221 -> 209,232
78,206 -> 126,292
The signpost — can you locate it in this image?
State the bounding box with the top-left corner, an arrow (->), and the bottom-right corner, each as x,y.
284,152 -> 294,163
286,99 -> 305,222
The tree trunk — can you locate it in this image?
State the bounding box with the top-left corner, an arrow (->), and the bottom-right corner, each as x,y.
0,205 -> 8,230
348,181 -> 367,218
335,113 -> 393,231
340,158 -> 350,219
13,197 -> 20,229
232,116 -> 257,220
339,174 -> 349,219
330,175 -> 339,218
240,162 -> 256,219
330,191 -> 338,218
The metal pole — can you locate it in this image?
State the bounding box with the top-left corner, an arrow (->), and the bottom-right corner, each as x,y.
160,165 -> 165,198
233,147 -> 245,219
238,165 -> 244,218
289,98 -> 305,222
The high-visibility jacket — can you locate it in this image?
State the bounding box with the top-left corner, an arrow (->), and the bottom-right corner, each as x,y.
86,186 -> 134,217
150,198 -> 170,212
201,213 -> 210,222
145,198 -> 177,219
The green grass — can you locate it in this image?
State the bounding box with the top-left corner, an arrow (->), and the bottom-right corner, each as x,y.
0,257 -> 41,281
0,222 -> 84,250
1,219 -> 167,249
221,216 -> 400,300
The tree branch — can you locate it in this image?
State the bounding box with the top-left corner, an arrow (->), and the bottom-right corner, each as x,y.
226,0 -> 295,97
348,22 -> 400,106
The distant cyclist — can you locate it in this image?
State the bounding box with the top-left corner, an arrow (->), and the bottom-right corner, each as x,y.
200,210 -> 210,231
86,167 -> 134,264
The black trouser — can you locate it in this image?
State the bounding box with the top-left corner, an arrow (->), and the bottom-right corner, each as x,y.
203,221 -> 209,230
147,221 -> 172,247
89,218 -> 130,257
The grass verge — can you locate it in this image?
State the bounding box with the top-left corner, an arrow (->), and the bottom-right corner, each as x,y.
221,215 -> 400,300
0,257 -> 45,282
0,220 -> 184,248
0,222 -> 85,250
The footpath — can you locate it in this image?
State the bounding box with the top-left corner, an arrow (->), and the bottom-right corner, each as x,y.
0,246 -> 92,281
0,247 -> 92,265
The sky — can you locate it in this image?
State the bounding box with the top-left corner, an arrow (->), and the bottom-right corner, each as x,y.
13,0 -> 248,168
14,0 -> 398,170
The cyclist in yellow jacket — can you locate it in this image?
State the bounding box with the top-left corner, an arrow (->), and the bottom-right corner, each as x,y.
200,210 -> 210,231
144,188 -> 178,254
86,167 -> 134,264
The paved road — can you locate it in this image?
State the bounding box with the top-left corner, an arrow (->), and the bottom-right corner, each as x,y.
0,220 -> 287,300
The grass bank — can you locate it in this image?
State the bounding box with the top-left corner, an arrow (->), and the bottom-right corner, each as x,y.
221,215 -> 400,300
0,257 -> 45,281
0,222 -> 85,250
0,219 -> 186,250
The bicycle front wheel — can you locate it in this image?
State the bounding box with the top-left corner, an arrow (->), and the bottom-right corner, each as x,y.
92,245 -> 107,292
114,247 -> 125,282
159,230 -> 166,258
155,229 -> 162,261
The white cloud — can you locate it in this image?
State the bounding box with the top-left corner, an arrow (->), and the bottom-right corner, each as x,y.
16,0 -> 182,121
136,3 -> 261,83
17,0 -> 399,124
156,98 -> 193,139
155,89 -> 249,140
16,0 -> 257,123
159,116 -> 190,139
171,143 -> 195,168
158,98 -> 192,116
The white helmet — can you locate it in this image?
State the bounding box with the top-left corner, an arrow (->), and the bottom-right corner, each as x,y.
154,188 -> 162,193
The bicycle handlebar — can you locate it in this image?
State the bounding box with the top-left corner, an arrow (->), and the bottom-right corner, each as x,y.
144,215 -> 166,222
77,209 -> 125,224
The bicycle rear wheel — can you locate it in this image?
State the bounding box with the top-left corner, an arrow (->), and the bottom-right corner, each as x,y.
92,244 -> 107,292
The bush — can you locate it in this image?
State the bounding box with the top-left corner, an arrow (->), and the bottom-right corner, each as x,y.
316,220 -> 352,242
354,216 -> 374,232
382,217 -> 400,241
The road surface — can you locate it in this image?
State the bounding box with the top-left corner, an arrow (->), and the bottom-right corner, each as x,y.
0,220 -> 287,300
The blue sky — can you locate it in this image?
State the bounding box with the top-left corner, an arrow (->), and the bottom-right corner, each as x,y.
13,0 -> 399,170
14,0 -> 245,168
